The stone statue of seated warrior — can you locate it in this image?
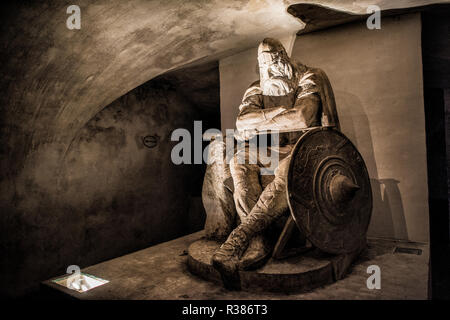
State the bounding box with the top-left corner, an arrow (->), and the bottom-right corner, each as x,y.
202,38 -> 340,281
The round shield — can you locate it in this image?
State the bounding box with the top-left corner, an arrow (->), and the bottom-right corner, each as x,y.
287,127 -> 372,254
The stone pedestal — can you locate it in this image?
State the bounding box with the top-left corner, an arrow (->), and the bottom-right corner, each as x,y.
187,238 -> 364,293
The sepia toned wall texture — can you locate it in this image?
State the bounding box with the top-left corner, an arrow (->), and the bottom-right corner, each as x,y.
0,69 -> 217,298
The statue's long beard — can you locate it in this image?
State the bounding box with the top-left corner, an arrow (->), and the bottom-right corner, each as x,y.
260,60 -> 295,96
261,77 -> 294,96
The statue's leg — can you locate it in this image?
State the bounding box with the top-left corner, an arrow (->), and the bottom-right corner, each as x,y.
230,160 -> 262,221
203,139 -> 237,241
229,156 -> 272,271
239,155 -> 290,236
212,155 -> 291,278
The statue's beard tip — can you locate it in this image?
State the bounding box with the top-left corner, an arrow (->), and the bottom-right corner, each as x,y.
261,78 -> 294,96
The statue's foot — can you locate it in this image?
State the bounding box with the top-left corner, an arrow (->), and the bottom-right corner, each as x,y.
238,234 -> 272,270
211,229 -> 249,290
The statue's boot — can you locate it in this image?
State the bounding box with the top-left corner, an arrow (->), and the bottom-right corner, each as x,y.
211,227 -> 250,290
238,234 -> 272,270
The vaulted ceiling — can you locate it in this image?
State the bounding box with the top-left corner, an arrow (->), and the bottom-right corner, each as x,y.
1,0 -> 448,167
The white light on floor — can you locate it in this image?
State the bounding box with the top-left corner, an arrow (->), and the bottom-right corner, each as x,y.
52,273 -> 109,293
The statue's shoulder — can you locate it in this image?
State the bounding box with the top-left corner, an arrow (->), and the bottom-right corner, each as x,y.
298,65 -> 330,83
296,64 -> 339,128
310,67 -> 331,84
242,80 -> 262,101
295,64 -> 331,90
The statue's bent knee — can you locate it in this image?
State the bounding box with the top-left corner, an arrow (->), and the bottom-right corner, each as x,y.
230,161 -> 262,219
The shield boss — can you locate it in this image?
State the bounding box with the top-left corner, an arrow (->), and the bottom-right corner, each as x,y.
287,128 -> 372,254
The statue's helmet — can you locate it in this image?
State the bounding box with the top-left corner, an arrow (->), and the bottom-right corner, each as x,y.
257,38 -> 295,96
257,38 -> 289,66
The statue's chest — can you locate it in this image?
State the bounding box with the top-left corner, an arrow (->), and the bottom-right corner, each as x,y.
262,91 -> 296,109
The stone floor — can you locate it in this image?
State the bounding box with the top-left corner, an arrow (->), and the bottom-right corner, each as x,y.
42,231 -> 429,300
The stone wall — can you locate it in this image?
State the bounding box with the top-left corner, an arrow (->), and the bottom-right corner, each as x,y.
0,65 -> 219,298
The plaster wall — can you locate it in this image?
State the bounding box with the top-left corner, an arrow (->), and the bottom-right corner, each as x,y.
219,13 -> 429,242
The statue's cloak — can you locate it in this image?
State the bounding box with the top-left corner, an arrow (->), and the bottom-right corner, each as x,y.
308,66 -> 340,131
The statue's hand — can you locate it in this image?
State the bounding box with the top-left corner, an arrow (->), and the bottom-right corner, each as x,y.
234,129 -> 257,141
233,130 -> 245,141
